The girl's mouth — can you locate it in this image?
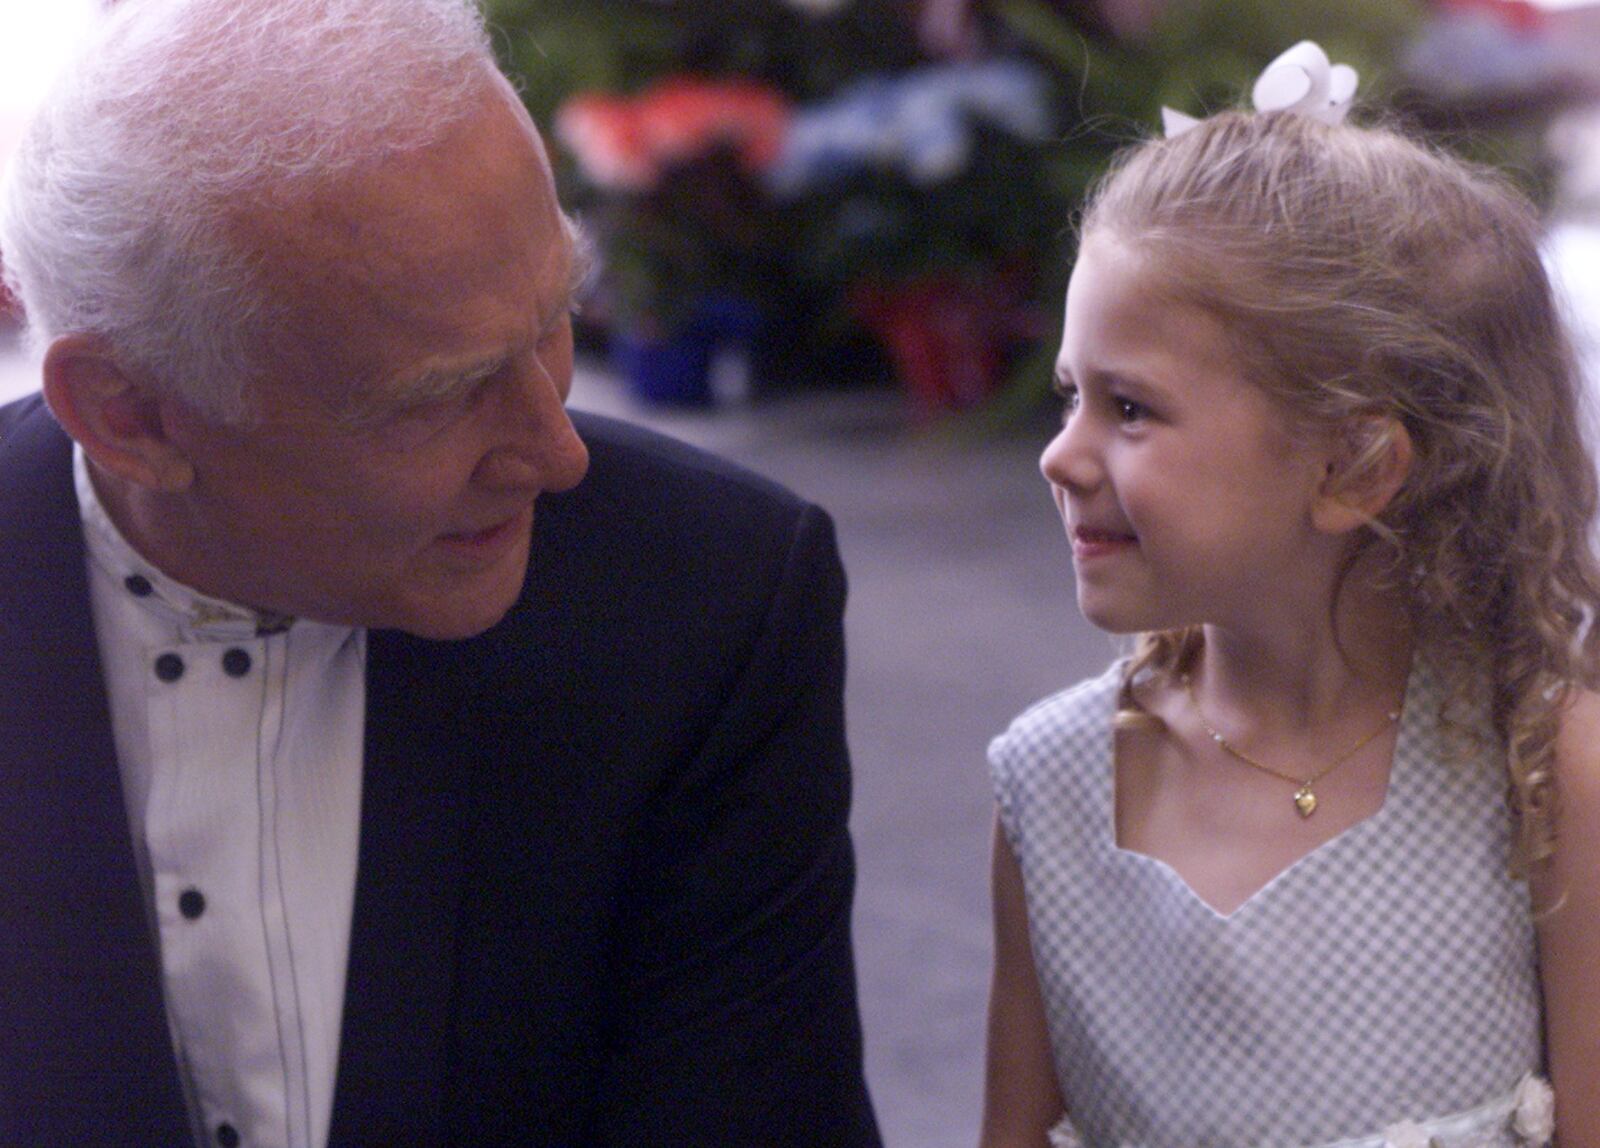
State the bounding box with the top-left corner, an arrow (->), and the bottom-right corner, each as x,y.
1071,526 -> 1137,560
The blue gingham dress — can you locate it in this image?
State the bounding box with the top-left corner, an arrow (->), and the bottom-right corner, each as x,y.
990,658 -> 1545,1148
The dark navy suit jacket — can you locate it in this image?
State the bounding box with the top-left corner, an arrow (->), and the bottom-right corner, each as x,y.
0,393 -> 881,1146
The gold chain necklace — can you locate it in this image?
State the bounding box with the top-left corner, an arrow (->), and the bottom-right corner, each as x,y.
1182,675 -> 1402,819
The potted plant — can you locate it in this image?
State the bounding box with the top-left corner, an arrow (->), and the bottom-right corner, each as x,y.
553,78 -> 791,403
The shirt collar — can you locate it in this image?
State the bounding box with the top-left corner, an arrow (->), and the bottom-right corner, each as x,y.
73,444 -> 298,641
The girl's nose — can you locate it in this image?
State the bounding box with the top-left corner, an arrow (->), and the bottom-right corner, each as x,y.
1039,417 -> 1099,493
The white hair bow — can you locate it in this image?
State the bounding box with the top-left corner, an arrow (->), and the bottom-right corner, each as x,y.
1161,40 -> 1359,139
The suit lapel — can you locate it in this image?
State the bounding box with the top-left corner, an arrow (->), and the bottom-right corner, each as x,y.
327,630 -> 470,1145
0,400 -> 192,1143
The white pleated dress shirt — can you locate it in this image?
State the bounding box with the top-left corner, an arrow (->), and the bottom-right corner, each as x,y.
75,447 -> 366,1148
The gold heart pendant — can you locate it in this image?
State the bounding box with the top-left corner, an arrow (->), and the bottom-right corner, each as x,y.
1293,787 -> 1318,818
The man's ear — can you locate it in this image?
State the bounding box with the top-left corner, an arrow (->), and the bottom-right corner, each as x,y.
41,335 -> 196,492
1311,416 -> 1414,535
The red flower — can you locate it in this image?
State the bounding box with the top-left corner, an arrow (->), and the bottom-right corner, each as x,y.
557,78 -> 790,190
1436,0 -> 1544,34
555,95 -> 657,191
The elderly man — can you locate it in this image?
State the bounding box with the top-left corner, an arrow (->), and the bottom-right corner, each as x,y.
0,0 -> 880,1144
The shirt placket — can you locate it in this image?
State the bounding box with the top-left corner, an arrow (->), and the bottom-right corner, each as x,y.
143,633 -> 299,1148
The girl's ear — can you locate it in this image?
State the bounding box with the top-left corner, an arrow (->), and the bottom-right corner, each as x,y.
42,335 -> 196,493
1312,416 -> 1414,535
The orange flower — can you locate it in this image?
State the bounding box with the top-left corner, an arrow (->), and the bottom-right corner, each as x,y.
555,95 -> 657,191
557,78 -> 790,190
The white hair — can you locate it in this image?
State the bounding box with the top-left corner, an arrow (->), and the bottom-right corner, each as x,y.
0,0 -> 498,422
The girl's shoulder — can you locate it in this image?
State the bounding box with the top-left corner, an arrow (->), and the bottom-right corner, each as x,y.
1532,684 -> 1600,1134
1554,685 -> 1600,803
989,659 -> 1125,768
989,660 -> 1124,841
1533,684 -> 1600,917
1557,684 -> 1600,749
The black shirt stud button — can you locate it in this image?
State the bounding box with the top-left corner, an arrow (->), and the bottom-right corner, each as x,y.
215,1122 -> 240,1148
124,574 -> 154,597
154,653 -> 185,683
222,648 -> 253,678
178,888 -> 206,920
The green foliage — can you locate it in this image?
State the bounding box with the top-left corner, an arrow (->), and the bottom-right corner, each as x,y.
590,149 -> 793,332
796,126 -> 1069,286
983,0 -> 1429,420
486,3 -> 681,128
1141,0 -> 1425,116
996,0 -> 1426,132
486,0 -> 920,127
485,0 -> 928,349
485,0 -> 1437,410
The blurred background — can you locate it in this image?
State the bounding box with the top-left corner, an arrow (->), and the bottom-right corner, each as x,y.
3,1 -> 1599,1144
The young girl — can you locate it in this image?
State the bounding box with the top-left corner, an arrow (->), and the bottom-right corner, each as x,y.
982,43 -> 1600,1148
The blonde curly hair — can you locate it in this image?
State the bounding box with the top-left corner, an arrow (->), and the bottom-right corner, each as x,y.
1083,109 -> 1600,873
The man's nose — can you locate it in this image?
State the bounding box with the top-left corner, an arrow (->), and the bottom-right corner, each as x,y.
474,355 -> 590,493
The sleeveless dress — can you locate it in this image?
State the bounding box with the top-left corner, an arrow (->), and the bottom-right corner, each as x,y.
989,658 -> 1548,1148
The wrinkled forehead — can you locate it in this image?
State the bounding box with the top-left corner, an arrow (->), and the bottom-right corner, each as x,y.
238,79 -> 551,263
223,84 -> 570,396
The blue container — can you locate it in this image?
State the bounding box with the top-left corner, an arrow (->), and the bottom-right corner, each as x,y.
689,294 -> 763,345
610,327 -> 714,406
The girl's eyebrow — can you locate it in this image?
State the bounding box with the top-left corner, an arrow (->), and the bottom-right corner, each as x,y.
1079,365 -> 1165,396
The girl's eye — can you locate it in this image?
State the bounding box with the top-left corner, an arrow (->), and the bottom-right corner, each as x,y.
1114,396 -> 1148,423
1053,380 -> 1080,415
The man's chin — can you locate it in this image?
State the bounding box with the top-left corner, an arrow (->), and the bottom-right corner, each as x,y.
388,592 -> 521,640
391,520 -> 535,639
357,550 -> 526,640
395,567 -> 530,640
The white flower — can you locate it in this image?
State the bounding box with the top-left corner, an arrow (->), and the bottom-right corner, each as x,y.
1513,1074 -> 1555,1146
1164,40 -> 1357,139
1382,1121 -> 1433,1148
1250,41 -> 1358,126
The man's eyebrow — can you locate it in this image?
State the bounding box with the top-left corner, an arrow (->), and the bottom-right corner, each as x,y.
331,356 -> 504,430
394,357 -> 505,406
335,216 -> 593,430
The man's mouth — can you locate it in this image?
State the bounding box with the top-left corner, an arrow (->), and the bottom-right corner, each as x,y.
438,507 -> 532,554
443,520 -> 514,546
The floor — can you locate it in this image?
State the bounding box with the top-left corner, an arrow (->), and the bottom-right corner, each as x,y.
0,340 -> 1114,1146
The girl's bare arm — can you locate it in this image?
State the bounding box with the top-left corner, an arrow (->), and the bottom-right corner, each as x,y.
1535,687 -> 1600,1147
980,816 -> 1067,1148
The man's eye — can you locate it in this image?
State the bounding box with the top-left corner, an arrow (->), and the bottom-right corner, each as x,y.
397,393 -> 464,423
